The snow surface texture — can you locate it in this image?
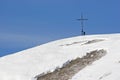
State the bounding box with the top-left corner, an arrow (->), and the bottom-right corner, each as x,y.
0,33 -> 120,80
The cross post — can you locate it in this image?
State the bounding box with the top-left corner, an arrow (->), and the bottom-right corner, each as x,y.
77,13 -> 88,35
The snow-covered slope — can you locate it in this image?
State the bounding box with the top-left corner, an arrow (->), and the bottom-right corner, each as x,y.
0,33 -> 120,80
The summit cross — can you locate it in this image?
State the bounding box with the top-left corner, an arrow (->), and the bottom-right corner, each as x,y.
77,14 -> 88,35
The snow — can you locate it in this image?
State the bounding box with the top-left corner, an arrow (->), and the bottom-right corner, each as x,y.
71,34 -> 120,80
0,33 -> 120,80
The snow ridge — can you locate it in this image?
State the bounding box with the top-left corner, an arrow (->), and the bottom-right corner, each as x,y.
0,33 -> 120,80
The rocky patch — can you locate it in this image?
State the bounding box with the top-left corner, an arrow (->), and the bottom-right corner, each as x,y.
35,49 -> 107,80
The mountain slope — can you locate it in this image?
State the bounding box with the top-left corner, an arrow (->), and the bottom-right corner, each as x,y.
71,34 -> 120,80
0,33 -> 120,80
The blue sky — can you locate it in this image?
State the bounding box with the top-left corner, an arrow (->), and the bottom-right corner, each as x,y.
0,0 -> 120,57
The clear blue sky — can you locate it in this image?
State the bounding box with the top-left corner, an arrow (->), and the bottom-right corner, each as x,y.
0,0 -> 120,57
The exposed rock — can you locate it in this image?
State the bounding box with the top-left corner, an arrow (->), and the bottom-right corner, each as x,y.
83,39 -> 104,45
35,49 -> 107,80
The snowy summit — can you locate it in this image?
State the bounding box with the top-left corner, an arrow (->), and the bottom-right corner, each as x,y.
0,33 -> 120,80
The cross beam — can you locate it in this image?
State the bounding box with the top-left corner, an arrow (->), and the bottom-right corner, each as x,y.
77,14 -> 88,35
